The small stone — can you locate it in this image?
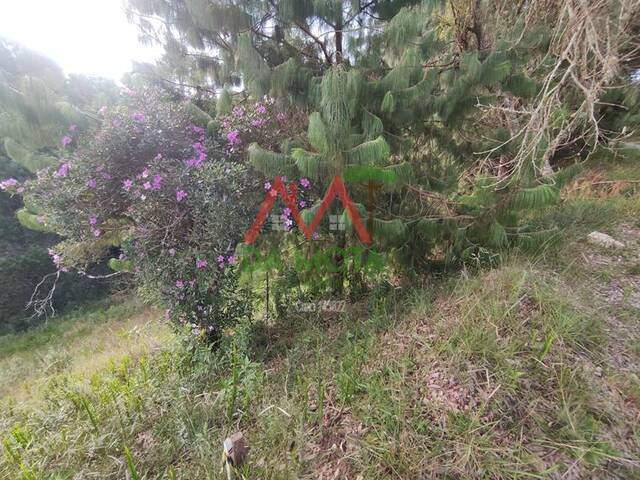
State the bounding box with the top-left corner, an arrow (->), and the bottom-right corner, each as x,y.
223,431 -> 248,466
587,231 -> 625,249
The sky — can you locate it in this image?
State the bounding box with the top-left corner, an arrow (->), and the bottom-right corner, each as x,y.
0,0 -> 162,81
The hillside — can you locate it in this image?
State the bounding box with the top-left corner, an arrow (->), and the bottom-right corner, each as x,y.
1,149 -> 640,479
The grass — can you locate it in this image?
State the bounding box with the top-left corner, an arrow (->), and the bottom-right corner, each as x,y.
0,297 -> 172,403
1,148 -> 640,479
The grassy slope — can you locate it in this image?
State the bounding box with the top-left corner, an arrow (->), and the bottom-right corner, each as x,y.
0,298 -> 171,403
1,149 -> 640,479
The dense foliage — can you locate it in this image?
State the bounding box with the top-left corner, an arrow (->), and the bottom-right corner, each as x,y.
3,0 -> 639,335
0,39 -> 120,330
15,86 -> 311,337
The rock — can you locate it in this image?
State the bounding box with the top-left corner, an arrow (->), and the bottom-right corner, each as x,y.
223,431 -> 248,466
587,231 -> 625,249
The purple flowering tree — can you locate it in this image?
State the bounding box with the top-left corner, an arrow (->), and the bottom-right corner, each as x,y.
21,87 -> 267,339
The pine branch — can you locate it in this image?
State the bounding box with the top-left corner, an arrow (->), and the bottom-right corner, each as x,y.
294,20 -> 333,64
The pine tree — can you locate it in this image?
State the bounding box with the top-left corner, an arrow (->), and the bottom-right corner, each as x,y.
0,38 -> 118,231
126,0 -> 603,277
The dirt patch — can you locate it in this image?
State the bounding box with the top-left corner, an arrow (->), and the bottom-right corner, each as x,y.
305,406 -> 364,479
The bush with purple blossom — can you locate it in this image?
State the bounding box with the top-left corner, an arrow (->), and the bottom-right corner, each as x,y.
21,87 -> 263,339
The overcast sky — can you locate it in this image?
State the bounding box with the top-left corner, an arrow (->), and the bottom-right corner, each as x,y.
0,0 -> 162,81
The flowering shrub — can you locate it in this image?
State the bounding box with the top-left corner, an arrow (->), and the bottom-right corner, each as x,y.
20,88 -> 270,338
218,98 -> 307,162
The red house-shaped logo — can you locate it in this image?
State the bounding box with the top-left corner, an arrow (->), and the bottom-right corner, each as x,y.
244,175 -> 372,244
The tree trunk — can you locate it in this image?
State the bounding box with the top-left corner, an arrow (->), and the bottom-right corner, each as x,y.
335,14 -> 343,64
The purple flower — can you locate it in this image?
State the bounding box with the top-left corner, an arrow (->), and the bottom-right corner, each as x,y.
0,178 -> 18,190
176,190 -> 188,202
232,106 -> 245,117
251,119 -> 266,128
277,112 -> 287,122
196,258 -> 208,269
61,135 -> 72,147
227,255 -> 237,265
216,255 -> 224,263
89,215 -> 98,226
283,207 -> 291,217
299,200 -> 306,208
312,232 -> 320,240
143,181 -> 152,190
256,104 -> 267,115
264,181 -> 272,191
50,252 -> 61,266
86,178 -> 97,188
300,178 -> 310,188
141,168 -> 150,179
226,130 -> 241,145
123,179 -> 133,191
154,153 -> 162,161
175,279 -> 184,289
69,124 -> 77,132
92,228 -> 102,237
189,124 -> 205,135
152,174 -> 163,190
188,279 -> 196,288
132,112 -> 146,122
54,163 -> 70,178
